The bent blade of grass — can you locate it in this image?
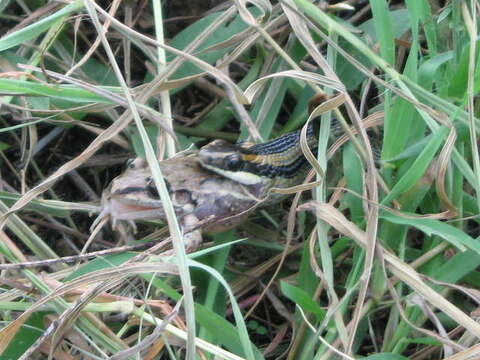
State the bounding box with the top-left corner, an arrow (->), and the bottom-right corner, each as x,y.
188,260 -> 258,360
0,1 -> 84,52
242,37 -> 311,140
244,70 -> 345,102
462,2 -> 480,219
196,231 -> 235,343
233,0 -> 272,26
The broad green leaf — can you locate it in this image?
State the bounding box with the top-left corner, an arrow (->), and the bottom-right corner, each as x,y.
418,52 -> 453,91
280,281 -> 326,321
448,41 -> 480,98
433,249 -> 480,283
382,16 -> 419,160
343,143 -> 364,223
417,0 -> 438,54
2,312 -> 47,359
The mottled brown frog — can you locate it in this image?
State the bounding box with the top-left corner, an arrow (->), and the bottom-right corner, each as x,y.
96,151 -> 268,248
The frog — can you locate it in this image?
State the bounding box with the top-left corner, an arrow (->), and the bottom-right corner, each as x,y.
96,151 -> 268,249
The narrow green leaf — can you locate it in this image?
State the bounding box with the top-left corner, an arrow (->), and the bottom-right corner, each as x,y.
0,79 -> 116,103
188,260 -> 258,360
0,1 -> 83,52
280,281 -> 326,321
381,213 -> 480,255
382,126 -> 448,205
370,0 -> 395,65
64,252 -> 137,281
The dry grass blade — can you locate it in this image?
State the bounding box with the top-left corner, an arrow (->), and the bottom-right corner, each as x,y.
66,0 -> 121,77
244,70 -> 345,102
442,344 -> 480,360
281,0 -> 336,78
233,0 -> 272,26
299,201 -> 480,338
0,315 -> 26,354
435,126 -> 458,214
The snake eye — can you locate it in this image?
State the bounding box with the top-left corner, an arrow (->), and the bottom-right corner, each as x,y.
225,154 -> 242,171
126,158 -> 136,169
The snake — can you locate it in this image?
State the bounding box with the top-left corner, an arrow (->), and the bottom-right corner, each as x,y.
198,124 -> 318,190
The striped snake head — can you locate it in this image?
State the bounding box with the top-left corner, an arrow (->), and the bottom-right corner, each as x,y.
198,139 -> 269,186
198,127 -> 318,190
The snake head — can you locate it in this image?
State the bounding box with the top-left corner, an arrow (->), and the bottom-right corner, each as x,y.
198,140 -> 266,185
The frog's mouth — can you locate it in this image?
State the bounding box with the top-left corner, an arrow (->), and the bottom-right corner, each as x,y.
92,190 -> 166,231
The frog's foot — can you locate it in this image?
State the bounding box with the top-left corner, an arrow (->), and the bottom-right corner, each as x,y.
182,214 -> 203,252
183,229 -> 203,252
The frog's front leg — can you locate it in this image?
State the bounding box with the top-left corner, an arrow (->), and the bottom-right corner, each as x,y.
181,213 -> 203,252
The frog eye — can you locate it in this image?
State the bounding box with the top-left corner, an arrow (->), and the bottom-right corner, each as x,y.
224,154 -> 242,171
145,178 -> 159,199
